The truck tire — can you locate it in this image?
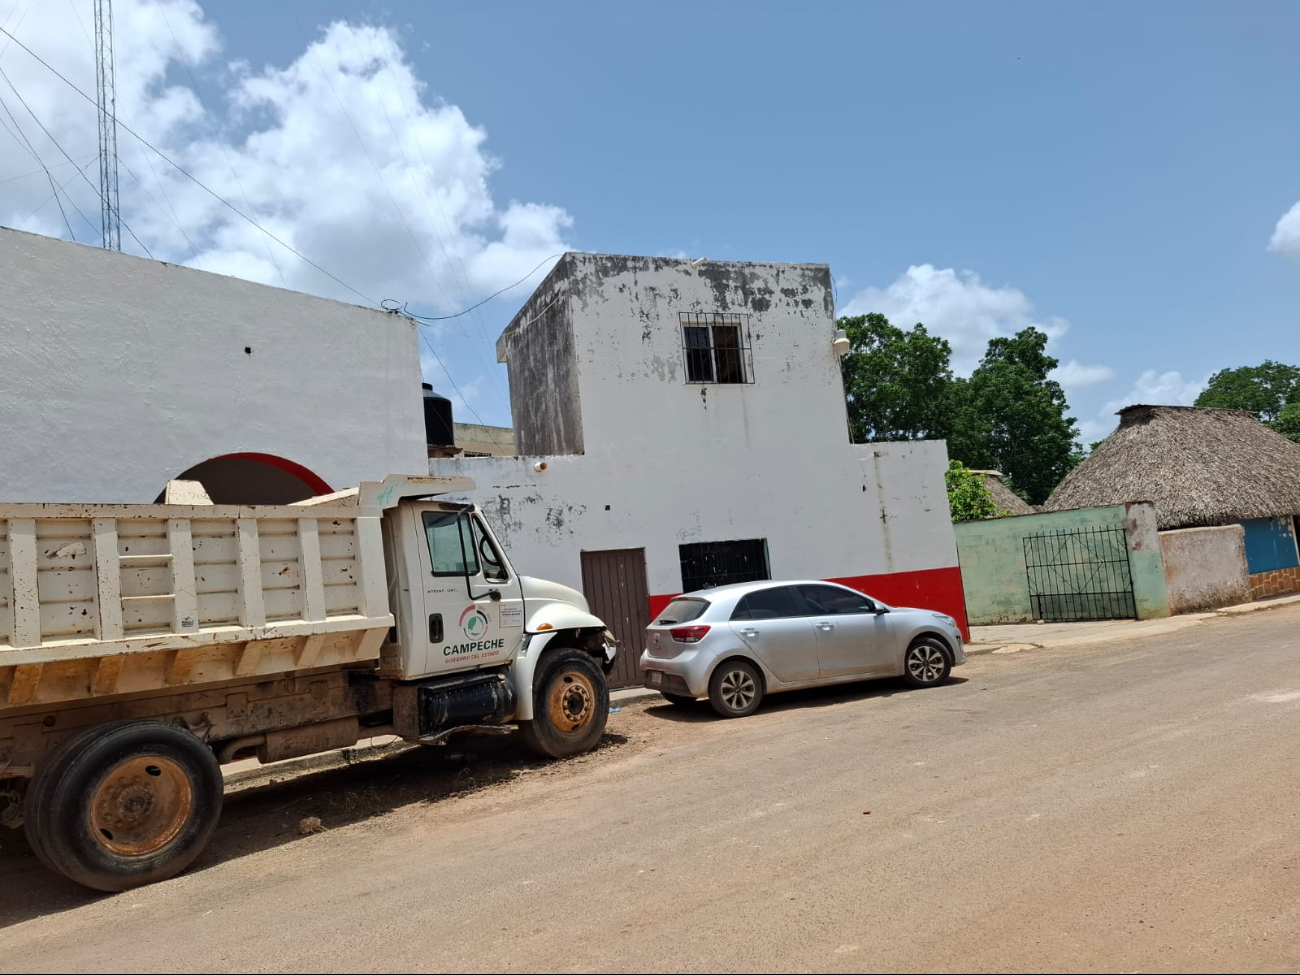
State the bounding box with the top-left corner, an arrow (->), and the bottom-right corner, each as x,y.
520,648 -> 610,759
24,720 -> 223,892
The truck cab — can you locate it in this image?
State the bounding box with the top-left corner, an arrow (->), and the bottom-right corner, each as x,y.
366,477 -> 618,757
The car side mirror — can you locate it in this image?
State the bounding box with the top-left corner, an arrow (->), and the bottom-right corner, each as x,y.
873,605 -> 889,615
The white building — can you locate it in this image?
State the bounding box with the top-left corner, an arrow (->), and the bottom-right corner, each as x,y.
0,228 -> 426,503
438,253 -> 966,687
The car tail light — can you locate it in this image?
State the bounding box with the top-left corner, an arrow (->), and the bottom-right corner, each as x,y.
670,625 -> 711,644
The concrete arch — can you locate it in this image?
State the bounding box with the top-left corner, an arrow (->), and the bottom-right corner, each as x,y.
155,453 -> 332,505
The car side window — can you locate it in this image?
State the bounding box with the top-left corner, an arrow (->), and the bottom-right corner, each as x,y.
731,586 -> 801,621
797,584 -> 874,616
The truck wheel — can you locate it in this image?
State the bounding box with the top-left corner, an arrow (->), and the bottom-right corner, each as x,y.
520,649 -> 610,759
24,720 -> 223,892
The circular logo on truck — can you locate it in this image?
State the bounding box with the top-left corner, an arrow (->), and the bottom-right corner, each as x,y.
460,605 -> 489,639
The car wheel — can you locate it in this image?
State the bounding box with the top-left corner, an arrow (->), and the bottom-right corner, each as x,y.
902,637 -> 952,688
660,693 -> 695,707
708,660 -> 763,718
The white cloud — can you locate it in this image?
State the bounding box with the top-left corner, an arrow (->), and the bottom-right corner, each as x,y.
841,264 -> 1068,373
1078,369 -> 1209,444
0,1 -> 571,312
840,264 -> 1104,381
1051,359 -> 1117,393
1268,200 -> 1300,261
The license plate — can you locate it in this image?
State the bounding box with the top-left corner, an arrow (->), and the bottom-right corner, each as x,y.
647,670 -> 663,686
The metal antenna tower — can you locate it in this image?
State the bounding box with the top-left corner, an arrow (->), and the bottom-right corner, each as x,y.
93,0 -> 121,251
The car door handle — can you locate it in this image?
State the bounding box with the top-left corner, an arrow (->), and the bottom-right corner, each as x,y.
429,613 -> 444,642
740,629 -> 759,638
817,622 -> 835,631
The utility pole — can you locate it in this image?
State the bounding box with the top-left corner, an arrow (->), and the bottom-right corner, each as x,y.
94,0 -> 120,251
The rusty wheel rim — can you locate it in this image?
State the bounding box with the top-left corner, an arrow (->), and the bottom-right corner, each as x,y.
89,756 -> 193,858
547,669 -> 596,737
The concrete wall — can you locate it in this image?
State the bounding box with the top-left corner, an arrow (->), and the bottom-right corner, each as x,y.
444,253 -> 966,633
0,228 -> 426,502
497,260 -> 581,456
954,502 -> 1170,625
440,440 -> 966,631
453,423 -> 515,457
1159,525 -> 1251,613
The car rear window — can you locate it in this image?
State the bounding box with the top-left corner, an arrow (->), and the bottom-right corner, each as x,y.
654,597 -> 709,624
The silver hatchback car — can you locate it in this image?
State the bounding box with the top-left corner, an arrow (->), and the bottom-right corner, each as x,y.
640,580 -> 965,717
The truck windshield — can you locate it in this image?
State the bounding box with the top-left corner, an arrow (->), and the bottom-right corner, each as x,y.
423,510 -> 480,577
654,598 -> 709,625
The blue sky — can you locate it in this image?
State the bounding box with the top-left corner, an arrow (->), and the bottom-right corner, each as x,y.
2,0 -> 1297,441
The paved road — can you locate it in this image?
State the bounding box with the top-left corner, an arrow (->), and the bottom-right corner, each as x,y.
4,607 -> 1300,973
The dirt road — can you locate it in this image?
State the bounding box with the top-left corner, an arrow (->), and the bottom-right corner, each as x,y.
4,607 -> 1300,973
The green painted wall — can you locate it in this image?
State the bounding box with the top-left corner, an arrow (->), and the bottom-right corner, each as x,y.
954,502 -> 1170,625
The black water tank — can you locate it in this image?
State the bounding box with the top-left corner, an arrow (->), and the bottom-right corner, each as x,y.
422,383 -> 455,447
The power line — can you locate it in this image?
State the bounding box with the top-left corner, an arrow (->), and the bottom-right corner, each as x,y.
0,155 -> 89,185
152,0 -> 286,287
67,1 -> 208,270
334,11 -> 513,414
0,23 -> 372,304
17,155 -> 98,232
0,61 -> 153,256
415,325 -> 508,443
0,89 -> 63,233
403,253 -> 561,322
0,80 -> 91,241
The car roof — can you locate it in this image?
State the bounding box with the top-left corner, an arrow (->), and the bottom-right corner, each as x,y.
675,579 -> 859,601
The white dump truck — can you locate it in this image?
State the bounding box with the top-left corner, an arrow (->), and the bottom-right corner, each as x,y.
0,475 -> 617,891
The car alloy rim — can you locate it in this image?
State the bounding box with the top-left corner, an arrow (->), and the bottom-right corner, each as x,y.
721,669 -> 757,711
908,644 -> 946,683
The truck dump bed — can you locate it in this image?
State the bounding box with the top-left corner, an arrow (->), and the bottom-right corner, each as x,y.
0,499 -> 390,710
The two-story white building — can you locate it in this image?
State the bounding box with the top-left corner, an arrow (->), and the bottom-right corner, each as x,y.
438,252 -> 967,688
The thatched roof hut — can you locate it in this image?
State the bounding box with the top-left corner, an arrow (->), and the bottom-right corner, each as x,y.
972,471 -> 1037,517
1044,404 -> 1300,529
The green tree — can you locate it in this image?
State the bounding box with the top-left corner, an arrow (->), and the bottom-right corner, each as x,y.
838,313 -> 954,442
945,328 -> 1080,505
1273,401 -> 1300,443
945,460 -> 1000,522
1194,360 -> 1300,423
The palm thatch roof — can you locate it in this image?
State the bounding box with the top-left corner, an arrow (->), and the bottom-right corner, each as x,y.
1044,405 -> 1300,529
972,471 -> 1037,516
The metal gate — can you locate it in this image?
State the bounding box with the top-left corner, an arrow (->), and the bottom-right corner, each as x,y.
580,548 -> 651,690
1023,526 -> 1137,622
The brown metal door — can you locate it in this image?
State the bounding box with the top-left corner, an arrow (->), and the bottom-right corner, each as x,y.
580,548 -> 650,690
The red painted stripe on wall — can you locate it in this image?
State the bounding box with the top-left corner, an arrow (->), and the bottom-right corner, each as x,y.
647,565 -> 970,641
829,566 -> 969,639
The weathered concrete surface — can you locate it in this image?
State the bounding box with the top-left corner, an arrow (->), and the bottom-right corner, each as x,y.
4,606 -> 1300,973
1161,525 -> 1251,613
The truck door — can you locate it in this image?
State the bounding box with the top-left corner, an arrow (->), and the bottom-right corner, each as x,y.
415,505 -> 525,676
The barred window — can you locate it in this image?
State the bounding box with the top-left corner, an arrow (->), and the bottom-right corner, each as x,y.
679,538 -> 770,592
680,313 -> 753,384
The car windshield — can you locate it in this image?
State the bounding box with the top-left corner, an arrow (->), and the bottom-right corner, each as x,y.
654,597 -> 710,624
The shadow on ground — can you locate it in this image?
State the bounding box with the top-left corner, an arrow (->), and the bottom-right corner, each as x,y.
640,675 -> 971,721
1,730 -> 628,924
